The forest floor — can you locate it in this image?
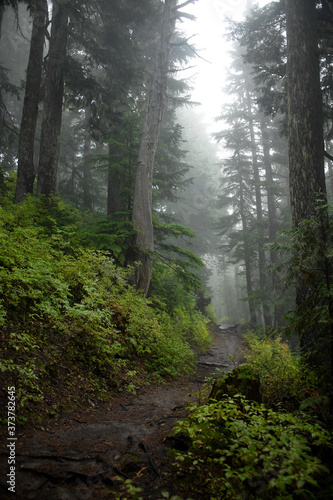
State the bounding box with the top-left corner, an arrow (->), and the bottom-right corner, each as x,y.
0,324 -> 245,500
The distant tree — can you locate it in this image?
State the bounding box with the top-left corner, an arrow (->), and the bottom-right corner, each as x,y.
37,0 -> 68,196
15,0 -> 48,202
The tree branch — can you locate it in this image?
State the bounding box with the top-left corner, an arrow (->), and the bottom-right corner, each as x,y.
324,150 -> 333,161
176,0 -> 197,10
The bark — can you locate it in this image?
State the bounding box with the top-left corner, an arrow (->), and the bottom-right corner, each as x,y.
286,0 -> 326,224
15,0 -> 47,202
37,0 -> 68,197
0,4 -> 5,144
286,0 -> 332,367
127,0 -> 178,295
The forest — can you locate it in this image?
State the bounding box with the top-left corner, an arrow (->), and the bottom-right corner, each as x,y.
1,0 -> 333,498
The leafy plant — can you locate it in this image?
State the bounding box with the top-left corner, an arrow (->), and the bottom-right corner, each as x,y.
241,333 -> 318,410
172,395 -> 332,499
0,197 -> 211,421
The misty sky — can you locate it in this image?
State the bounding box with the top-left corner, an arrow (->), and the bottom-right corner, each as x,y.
180,0 -> 272,129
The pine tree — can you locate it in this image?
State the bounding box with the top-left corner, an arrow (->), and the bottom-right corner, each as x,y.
37,0 -> 69,196
128,0 -> 180,295
15,0 -> 47,202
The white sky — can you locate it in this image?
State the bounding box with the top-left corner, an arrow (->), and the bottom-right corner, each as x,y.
179,0 -> 272,131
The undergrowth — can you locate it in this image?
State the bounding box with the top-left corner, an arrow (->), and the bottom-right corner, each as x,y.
172,395 -> 332,499
170,334 -> 333,499
0,196 -> 211,423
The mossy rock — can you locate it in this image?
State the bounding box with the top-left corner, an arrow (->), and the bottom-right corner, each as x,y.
119,453 -> 145,474
209,365 -> 262,403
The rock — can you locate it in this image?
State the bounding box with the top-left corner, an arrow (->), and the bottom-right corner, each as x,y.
119,453 -> 145,474
209,366 -> 262,404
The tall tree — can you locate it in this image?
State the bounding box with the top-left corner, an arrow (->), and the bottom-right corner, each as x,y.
37,0 -> 68,197
285,0 -> 328,359
286,0 -> 326,225
15,0 -> 47,202
127,0 -> 179,295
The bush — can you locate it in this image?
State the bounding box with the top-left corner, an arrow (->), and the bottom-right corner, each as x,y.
0,198 -> 211,420
172,395 -> 332,499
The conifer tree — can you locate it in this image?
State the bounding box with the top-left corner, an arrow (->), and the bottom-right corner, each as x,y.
15,0 -> 47,202
37,0 -> 68,196
128,0 -> 180,295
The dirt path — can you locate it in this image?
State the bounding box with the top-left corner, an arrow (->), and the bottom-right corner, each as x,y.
0,324 -> 244,500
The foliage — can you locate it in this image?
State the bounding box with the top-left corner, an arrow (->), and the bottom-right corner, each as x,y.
172,395 -> 332,500
149,263 -> 212,355
210,331 -> 330,423
271,205 -> 333,377
78,213 -> 135,264
242,333 -> 318,410
0,197 -> 211,421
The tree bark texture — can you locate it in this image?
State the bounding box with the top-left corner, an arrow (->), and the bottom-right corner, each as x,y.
37,0 -> 68,197
128,0 -> 178,295
15,0 -> 48,202
286,0 -> 326,225
286,0 -> 332,365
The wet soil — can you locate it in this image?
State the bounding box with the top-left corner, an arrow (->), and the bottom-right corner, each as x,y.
0,324 -> 245,499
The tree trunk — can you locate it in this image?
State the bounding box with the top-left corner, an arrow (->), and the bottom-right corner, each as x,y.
127,0 -> 178,295
259,115 -> 284,325
0,5 -> 4,40
82,106 -> 93,211
15,0 -> 47,202
107,141 -> 124,216
286,0 -> 326,223
286,0 -> 329,359
246,90 -> 271,326
37,0 -> 68,197
238,157 -> 257,326
0,4 -> 5,145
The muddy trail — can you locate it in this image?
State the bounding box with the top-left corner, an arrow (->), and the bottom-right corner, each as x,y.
0,324 -> 245,500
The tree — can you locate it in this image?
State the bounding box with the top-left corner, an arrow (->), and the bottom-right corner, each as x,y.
37,0 -> 68,197
286,0 -> 326,225
127,0 -> 179,295
15,0 -> 48,202
285,0 -> 329,361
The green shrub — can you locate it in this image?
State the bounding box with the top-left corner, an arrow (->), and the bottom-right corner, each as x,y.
172,395 -> 332,499
241,333 -> 317,409
0,198 -> 211,419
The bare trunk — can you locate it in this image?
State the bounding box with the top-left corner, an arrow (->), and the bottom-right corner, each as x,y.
239,157 -> 257,326
16,0 -> 47,202
259,115 -> 284,325
37,0 -> 68,197
246,90 -> 271,326
286,0 -> 331,365
83,106 -> 93,211
107,141 -> 125,216
286,0 -> 326,224
128,0 -> 178,295
0,4 -> 5,145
